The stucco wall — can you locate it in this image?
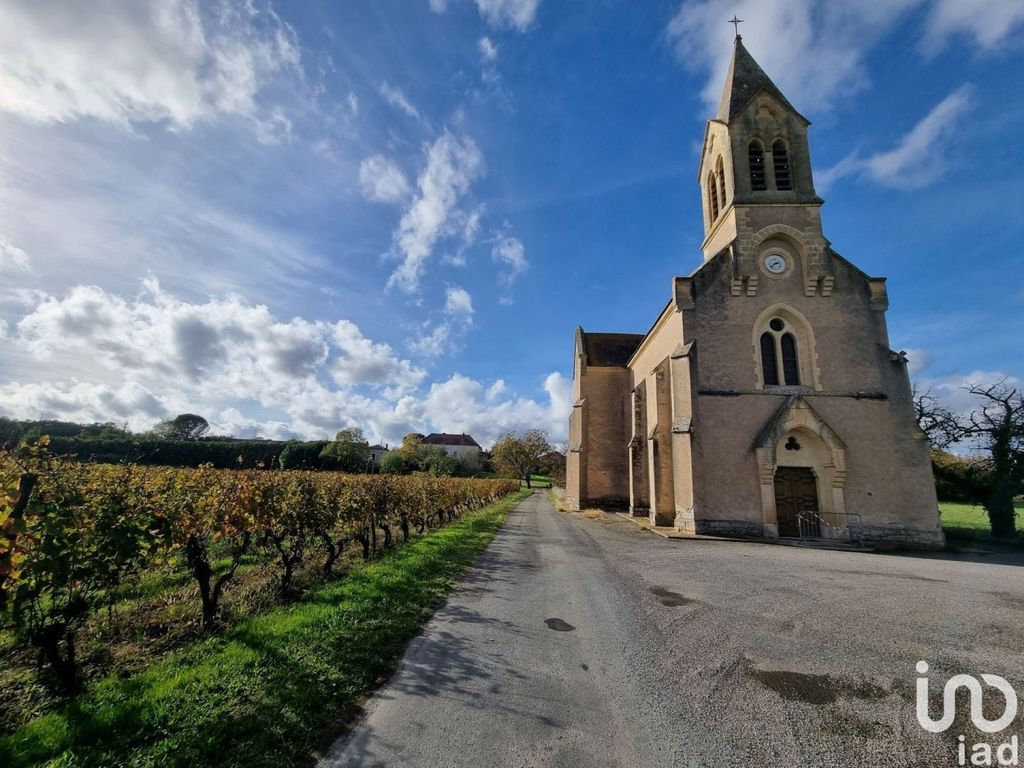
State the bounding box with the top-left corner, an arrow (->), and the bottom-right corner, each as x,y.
578,367 -> 632,507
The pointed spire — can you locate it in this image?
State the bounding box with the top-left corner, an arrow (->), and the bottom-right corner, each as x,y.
715,37 -> 806,124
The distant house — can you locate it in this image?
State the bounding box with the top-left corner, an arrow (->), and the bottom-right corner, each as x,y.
368,444 -> 390,469
420,433 -> 482,464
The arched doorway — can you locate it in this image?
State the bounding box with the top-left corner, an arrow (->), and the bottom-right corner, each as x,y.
773,466 -> 819,537
754,396 -> 847,539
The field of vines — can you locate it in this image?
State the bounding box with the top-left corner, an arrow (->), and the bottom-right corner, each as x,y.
0,438 -> 519,706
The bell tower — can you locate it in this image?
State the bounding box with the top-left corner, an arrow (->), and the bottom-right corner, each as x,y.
697,35 -> 833,298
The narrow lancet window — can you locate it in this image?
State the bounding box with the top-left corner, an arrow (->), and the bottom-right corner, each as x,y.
781,332 -> 800,384
760,332 -> 779,385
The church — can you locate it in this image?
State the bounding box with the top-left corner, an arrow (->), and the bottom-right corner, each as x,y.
565,36 -> 943,548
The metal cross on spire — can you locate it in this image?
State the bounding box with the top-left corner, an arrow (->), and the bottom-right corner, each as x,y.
728,15 -> 744,38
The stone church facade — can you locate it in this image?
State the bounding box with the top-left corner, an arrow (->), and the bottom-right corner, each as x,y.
565,37 -> 943,548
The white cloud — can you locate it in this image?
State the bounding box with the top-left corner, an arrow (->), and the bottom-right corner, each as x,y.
359,155 -> 412,204
474,0 -> 540,31
331,320 -> 426,393
0,0 -> 300,130
666,0 -> 1019,117
408,323 -> 452,358
388,132 -> 485,293
0,236 -> 30,272
380,81 -> 422,122
903,348 -> 935,378
408,286 -> 474,358
444,285 -> 474,316
479,36 -> 499,61
492,235 -> 527,285
667,0 -> 920,114
0,280 -> 567,445
11,279 -> 422,400
429,0 -> 539,31
924,0 -> 1024,51
817,85 -> 974,191
0,380 -> 173,426
419,371 -> 570,446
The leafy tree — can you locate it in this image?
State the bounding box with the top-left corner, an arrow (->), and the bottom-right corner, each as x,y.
539,447 -> 567,486
931,449 -> 992,503
152,413 -> 210,441
491,429 -> 552,488
420,447 -> 458,476
319,427 -> 371,473
962,381 -> 1024,539
279,440 -> 329,470
379,451 -> 409,475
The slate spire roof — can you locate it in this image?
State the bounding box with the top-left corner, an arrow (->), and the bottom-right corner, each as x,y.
716,36 -> 807,124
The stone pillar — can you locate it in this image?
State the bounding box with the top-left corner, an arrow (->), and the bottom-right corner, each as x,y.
648,361 -> 676,527
669,343 -> 697,534
628,382 -> 649,516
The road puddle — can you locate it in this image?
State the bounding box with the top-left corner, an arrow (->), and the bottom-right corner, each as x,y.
544,618 -> 575,631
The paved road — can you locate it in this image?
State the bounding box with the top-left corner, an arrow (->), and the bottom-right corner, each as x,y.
322,492 -> 1024,768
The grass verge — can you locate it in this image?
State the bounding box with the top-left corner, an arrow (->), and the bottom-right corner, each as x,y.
0,488 -> 530,768
940,500 -> 1024,546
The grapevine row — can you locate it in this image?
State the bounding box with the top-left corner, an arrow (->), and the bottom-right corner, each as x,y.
0,440 -> 519,692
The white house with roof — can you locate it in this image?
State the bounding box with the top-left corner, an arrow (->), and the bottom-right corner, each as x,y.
420,433 -> 482,465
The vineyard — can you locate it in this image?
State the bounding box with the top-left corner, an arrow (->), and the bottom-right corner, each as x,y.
0,438 -> 519,708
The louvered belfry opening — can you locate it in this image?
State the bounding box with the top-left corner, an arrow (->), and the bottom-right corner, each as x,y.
772,140 -> 791,190
749,141 -> 767,191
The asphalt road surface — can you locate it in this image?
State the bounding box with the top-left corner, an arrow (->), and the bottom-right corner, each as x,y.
322,491 -> 1024,768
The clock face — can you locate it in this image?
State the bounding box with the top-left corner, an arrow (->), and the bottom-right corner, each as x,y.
764,253 -> 788,274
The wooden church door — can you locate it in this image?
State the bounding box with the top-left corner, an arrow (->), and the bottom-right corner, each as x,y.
774,467 -> 819,537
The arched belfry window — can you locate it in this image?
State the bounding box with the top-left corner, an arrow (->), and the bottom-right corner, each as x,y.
756,310 -> 815,388
708,171 -> 720,220
748,141 -> 767,191
715,157 -> 727,211
772,140 -> 792,190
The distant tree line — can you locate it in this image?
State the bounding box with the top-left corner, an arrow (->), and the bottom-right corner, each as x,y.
0,417 -> 489,477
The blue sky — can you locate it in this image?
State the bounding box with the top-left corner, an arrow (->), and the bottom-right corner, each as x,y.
0,0 -> 1021,446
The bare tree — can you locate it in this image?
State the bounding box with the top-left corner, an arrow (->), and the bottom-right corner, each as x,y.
962,381 -> 1024,540
912,385 -> 964,449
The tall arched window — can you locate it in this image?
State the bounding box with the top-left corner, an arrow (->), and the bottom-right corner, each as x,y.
759,315 -> 806,387
716,157 -> 727,211
760,332 -> 779,386
748,141 -> 767,191
708,172 -> 720,220
780,333 -> 800,385
772,140 -> 792,190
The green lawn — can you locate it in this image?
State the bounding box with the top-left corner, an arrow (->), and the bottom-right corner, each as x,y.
939,500 -> 1024,543
0,489 -> 530,768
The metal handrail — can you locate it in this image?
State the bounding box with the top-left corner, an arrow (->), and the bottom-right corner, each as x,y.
796,509 -> 866,548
